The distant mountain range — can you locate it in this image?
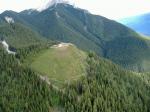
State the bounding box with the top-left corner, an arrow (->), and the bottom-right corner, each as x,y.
119,13 -> 150,36
1,3 -> 150,72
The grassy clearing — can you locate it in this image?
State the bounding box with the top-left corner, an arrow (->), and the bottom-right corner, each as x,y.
30,44 -> 87,87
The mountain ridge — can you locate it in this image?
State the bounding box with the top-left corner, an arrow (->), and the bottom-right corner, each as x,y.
1,3 -> 150,72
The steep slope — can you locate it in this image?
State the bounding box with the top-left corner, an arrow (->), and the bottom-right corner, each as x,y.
62,53 -> 150,112
0,49 -> 61,112
0,22 -> 45,48
1,3 -> 150,72
18,4 -> 150,72
119,13 -> 150,36
19,5 -> 102,55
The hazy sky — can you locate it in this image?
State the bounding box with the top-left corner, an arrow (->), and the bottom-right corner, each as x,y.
0,0 -> 150,20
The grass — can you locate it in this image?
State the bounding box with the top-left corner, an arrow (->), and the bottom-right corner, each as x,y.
29,44 -> 87,87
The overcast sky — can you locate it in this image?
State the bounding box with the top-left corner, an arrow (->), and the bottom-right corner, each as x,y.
0,0 -> 150,20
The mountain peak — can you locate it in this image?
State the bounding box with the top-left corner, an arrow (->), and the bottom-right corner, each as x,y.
37,0 -> 70,12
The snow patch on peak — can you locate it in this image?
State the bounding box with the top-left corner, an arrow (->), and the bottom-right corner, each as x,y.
49,0 -> 68,6
55,12 -> 60,18
5,16 -> 14,24
27,9 -> 35,15
37,0 -> 70,12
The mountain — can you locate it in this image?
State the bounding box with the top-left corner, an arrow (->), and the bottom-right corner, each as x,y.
1,3 -> 150,72
119,13 -> 150,36
0,10 -> 50,49
19,5 -> 103,55
1,1 -> 150,111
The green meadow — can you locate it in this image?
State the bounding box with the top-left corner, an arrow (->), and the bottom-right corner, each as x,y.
29,44 -> 86,87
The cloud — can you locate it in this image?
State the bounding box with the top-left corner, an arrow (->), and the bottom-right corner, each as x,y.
37,0 -> 70,11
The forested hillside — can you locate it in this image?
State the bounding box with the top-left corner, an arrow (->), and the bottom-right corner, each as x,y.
0,45 -> 150,111
0,48 -> 61,112
61,53 -> 150,112
0,23 -> 46,48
